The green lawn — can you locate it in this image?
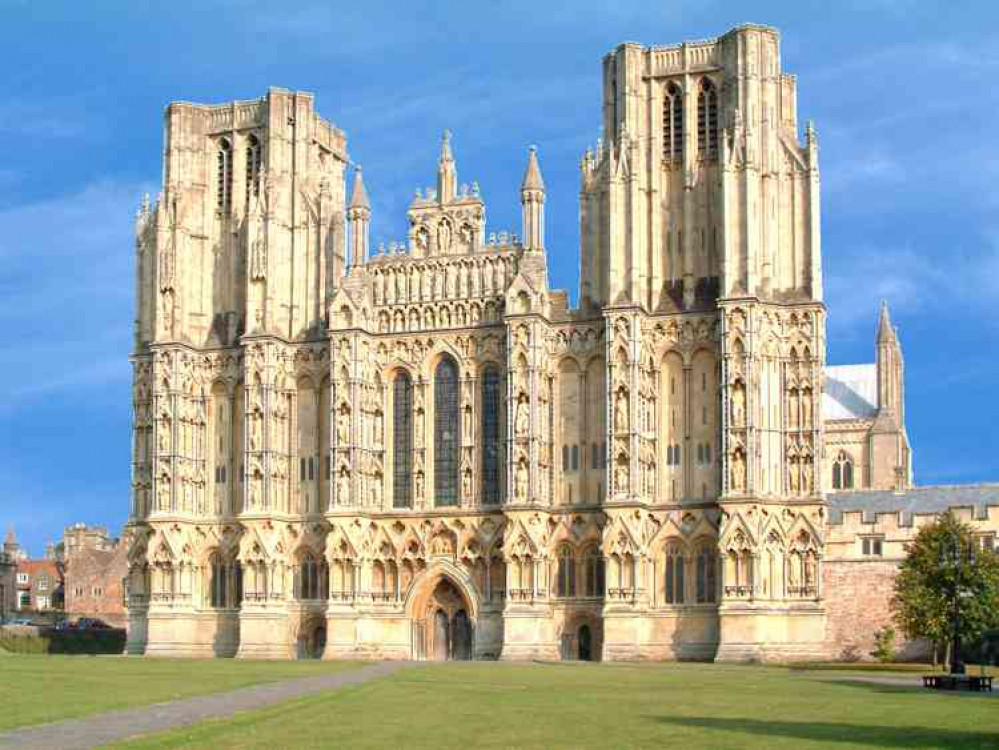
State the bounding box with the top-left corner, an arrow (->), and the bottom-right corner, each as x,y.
0,654 -> 358,732
114,662 -> 999,750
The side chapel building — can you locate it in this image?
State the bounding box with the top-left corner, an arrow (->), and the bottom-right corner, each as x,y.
125,24 -> 983,662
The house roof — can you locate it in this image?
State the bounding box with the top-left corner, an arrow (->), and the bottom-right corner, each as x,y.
823,363 -> 878,421
828,484 -> 999,524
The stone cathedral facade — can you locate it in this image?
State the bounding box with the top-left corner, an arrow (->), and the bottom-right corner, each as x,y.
125,24 -> 915,662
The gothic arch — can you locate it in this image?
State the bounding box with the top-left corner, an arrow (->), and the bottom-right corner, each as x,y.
404,560 -> 480,620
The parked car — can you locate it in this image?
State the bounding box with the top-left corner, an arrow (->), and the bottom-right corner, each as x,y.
75,617 -> 111,630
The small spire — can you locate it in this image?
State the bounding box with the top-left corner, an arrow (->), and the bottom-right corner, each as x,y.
436,130 -> 457,203
348,166 -> 370,211
439,129 -> 453,165
877,300 -> 895,343
521,146 -> 545,192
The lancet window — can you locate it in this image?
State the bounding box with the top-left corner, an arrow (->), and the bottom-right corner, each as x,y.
216,137 -> 233,211
245,134 -> 262,205
695,542 -> 717,603
481,367 -> 502,505
393,372 -> 413,508
697,78 -> 719,160
434,357 -> 461,507
664,543 -> 685,604
556,545 -> 577,598
662,82 -> 683,163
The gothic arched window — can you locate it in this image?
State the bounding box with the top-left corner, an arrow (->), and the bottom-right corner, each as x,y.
245,134 -> 262,205
697,78 -> 719,160
481,367 -> 502,505
662,82 -> 683,163
833,451 -> 854,490
583,546 -> 604,597
434,357 -> 461,507
664,543 -> 685,604
557,545 -> 576,598
217,137 -> 233,211
393,371 -> 413,509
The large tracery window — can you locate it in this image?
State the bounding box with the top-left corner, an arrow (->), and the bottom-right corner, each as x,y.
393,372 -> 413,508
662,82 -> 683,163
434,357 -> 460,507
697,78 -> 719,160
481,368 -> 502,505
216,138 -> 233,211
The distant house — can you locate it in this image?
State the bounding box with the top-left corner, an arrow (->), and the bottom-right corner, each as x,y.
15,559 -> 64,612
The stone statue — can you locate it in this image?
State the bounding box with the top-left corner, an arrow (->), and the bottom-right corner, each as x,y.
731,382 -> 746,426
802,459 -> 813,493
437,220 -> 452,255
462,469 -> 472,500
731,451 -> 746,492
515,396 -> 530,437
337,408 -> 350,445
788,460 -> 800,493
615,390 -> 629,433
801,391 -> 812,429
337,471 -> 350,505
615,463 -> 628,493
515,461 -> 528,500
414,470 -> 424,500
788,389 -> 799,429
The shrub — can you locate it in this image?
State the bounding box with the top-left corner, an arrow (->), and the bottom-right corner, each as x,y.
0,625 -> 125,655
872,626 -> 896,663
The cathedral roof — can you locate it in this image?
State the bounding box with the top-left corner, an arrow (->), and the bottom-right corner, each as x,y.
828,484 -> 999,524
823,364 -> 877,421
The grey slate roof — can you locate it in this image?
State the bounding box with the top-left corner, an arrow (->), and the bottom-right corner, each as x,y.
828,485 -> 999,524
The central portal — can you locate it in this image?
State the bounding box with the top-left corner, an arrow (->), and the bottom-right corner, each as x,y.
420,577 -> 472,661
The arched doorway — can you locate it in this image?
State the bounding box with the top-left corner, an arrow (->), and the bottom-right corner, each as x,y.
578,624 -> 593,661
416,577 -> 474,661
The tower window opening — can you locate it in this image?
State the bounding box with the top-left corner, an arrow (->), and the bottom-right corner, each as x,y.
697,78 -> 719,160
662,82 -> 683,163
216,138 -> 233,211
246,135 -> 262,205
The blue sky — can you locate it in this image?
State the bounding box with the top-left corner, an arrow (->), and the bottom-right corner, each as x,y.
2,1 -> 997,556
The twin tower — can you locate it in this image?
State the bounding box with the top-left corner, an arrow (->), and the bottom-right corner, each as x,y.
128,24 -> 830,663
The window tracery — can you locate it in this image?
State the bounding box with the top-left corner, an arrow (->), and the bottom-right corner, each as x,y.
434,357 -> 461,506
393,371 -> 413,508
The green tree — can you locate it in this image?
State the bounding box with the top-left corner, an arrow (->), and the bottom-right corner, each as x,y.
891,512 -> 999,666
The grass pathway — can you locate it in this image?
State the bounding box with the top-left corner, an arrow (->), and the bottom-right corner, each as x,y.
0,661 -> 407,750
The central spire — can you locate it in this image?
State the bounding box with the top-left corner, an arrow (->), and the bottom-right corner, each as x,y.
436,129 -> 457,204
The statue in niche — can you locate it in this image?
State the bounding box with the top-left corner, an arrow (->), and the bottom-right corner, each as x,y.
804,553 -> 816,588
336,407 -> 350,445
788,553 -> 800,591
731,450 -> 746,492
462,405 -> 472,438
337,471 -> 350,505
157,482 -> 169,512
462,469 -> 472,500
515,395 -> 530,437
249,413 -> 261,451
395,271 -> 405,302
788,389 -> 799,429
437,220 -> 452,255
615,462 -> 628,493
414,470 -> 424,500
374,413 -> 384,447
731,382 -> 746,426
249,229 -> 266,281
158,421 -> 170,453
801,391 -> 812,429
615,389 -> 629,432
788,459 -> 800,493
515,461 -> 528,500
460,223 -> 473,247
802,459 -> 813,494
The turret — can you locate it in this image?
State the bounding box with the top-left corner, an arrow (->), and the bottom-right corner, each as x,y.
520,146 -> 546,252
348,166 -> 371,267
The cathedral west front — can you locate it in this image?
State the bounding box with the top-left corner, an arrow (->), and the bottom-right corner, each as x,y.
125,24 -> 945,663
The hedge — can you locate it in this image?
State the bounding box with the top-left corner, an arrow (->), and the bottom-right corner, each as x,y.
0,625 -> 126,655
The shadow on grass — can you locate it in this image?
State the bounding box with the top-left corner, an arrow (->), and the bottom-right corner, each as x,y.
654,717 -> 999,748
819,677 -> 998,699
